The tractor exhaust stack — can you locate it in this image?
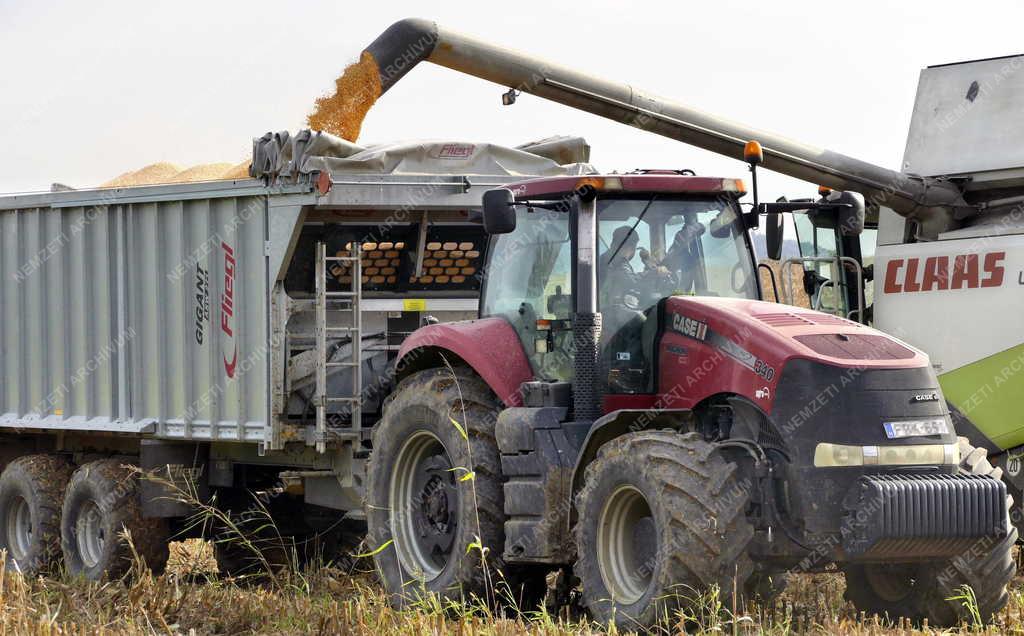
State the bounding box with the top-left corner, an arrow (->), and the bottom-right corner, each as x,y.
359,18 -> 971,239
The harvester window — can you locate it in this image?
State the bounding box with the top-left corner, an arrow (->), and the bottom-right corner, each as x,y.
481,207 -> 574,381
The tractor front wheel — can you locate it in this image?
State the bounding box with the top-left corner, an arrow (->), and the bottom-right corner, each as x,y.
574,430 -> 755,629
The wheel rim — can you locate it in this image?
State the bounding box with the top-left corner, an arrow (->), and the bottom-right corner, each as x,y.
388,430 -> 458,581
597,484 -> 657,605
864,563 -> 917,602
6,496 -> 33,562
75,500 -> 105,568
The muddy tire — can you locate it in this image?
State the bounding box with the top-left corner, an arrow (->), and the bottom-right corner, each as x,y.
0,455 -> 73,575
61,459 -> 170,580
843,436 -> 1016,626
366,367 -> 506,607
574,431 -> 755,629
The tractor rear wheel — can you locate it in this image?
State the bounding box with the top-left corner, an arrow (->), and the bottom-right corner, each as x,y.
574,431 -> 755,629
0,455 -> 73,575
843,437 -> 1016,626
366,367 -> 507,607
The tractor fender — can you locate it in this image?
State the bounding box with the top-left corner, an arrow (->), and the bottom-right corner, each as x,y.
569,408 -> 693,502
395,316 -> 533,407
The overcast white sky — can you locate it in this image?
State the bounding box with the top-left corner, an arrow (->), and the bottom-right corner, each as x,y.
2,0 -> 1022,201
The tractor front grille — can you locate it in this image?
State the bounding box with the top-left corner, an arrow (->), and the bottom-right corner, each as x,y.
842,473 -> 1007,560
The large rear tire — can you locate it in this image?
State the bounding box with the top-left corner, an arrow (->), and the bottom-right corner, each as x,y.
574,431 -> 755,629
366,367 -> 507,607
843,437 -> 1016,626
61,459 -> 170,580
0,455 -> 73,575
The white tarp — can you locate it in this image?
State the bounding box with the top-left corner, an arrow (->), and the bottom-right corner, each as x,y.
251,129 -> 593,181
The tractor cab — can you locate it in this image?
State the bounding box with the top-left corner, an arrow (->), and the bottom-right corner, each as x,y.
480,173 -> 756,395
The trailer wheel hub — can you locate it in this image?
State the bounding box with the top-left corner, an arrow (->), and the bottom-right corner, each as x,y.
5,496 -> 32,562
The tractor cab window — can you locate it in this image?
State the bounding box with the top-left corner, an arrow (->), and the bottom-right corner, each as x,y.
597,196 -> 756,393
481,206 -> 574,381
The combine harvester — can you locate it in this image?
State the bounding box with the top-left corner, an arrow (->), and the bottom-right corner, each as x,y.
0,18 -> 1016,630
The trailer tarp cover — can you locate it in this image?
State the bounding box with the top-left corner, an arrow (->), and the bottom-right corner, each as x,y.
252,129 -> 594,182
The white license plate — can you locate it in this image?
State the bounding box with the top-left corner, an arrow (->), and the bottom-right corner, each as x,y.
883,418 -> 949,439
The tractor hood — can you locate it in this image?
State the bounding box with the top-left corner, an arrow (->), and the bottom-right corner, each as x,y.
655,296 -> 928,413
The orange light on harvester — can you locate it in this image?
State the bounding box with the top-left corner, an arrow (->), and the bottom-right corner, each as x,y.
743,140 -> 764,166
536,319 -> 552,331
818,185 -> 833,196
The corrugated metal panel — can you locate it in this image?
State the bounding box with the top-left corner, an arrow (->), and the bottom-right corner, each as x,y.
0,194 -> 273,442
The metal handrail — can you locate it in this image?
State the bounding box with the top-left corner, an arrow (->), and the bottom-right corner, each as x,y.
779,255 -> 864,323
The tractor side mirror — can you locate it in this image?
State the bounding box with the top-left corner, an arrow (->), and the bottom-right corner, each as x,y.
765,202 -> 785,260
482,188 -> 517,234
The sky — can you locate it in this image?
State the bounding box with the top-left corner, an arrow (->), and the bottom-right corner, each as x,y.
2,0 -> 1022,201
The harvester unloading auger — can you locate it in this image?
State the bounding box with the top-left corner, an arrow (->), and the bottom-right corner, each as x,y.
352,18 -> 970,240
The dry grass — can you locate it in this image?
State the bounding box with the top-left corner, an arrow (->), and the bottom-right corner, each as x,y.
2,542 -> 1023,635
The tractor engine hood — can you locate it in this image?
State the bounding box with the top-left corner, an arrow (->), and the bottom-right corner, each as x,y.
655,296 -> 929,413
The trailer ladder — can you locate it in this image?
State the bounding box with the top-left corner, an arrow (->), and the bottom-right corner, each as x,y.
314,241 -> 363,453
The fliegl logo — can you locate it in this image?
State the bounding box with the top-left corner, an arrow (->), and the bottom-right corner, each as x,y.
220,241 -> 238,379
883,251 -> 1005,294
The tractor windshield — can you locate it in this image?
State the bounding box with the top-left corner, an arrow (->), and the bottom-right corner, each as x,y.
481,195 -> 756,388
597,195 -> 756,392
597,196 -> 757,310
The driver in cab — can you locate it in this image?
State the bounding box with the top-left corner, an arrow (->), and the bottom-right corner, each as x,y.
599,226 -> 642,305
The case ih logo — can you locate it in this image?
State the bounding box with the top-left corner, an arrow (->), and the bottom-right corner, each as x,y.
671,313 -> 708,341
883,251 -> 1005,294
220,241 -> 238,378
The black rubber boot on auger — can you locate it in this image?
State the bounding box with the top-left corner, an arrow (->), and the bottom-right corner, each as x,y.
843,436 -> 1016,626
366,367 -> 514,607
574,431 -> 756,630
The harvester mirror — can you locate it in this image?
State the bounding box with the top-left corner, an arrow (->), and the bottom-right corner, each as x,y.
482,188 -> 517,234
832,190 -> 865,236
765,201 -> 785,260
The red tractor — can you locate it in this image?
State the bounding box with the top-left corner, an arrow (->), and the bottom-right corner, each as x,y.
363,168 -> 1014,628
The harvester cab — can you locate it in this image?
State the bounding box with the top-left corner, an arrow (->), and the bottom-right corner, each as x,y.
759,186 -> 877,324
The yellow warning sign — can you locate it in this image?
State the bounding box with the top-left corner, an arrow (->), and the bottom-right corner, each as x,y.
403,299 -> 427,312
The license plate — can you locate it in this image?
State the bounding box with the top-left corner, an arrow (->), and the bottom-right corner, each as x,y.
883,418 -> 949,439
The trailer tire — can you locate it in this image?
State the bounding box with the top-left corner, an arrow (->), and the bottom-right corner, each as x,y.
366,366 -> 507,607
0,455 -> 73,575
574,430 -> 755,629
61,459 -> 170,580
843,436 -> 1016,626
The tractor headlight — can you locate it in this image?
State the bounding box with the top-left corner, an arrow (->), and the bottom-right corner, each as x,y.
814,443 -> 959,467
